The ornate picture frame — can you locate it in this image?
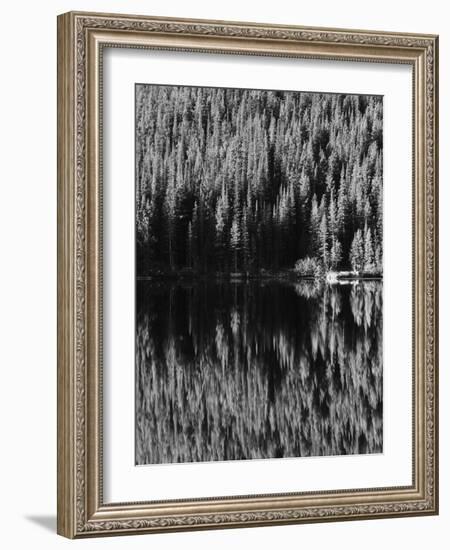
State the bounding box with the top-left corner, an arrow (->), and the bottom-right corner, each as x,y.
57,11 -> 438,538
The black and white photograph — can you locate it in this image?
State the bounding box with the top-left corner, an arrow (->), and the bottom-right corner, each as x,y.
134,83 -> 384,466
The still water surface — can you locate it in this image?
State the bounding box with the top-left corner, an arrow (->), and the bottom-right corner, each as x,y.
135,279 -> 383,465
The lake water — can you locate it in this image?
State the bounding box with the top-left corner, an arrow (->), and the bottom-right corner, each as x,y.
135,279 -> 383,465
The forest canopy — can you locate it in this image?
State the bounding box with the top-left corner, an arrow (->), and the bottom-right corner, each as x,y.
136,84 -> 383,276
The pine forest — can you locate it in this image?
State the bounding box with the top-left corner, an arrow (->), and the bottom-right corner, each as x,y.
136,84 -> 383,278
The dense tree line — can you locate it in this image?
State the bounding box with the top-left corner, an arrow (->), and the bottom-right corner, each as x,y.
136,85 -> 383,276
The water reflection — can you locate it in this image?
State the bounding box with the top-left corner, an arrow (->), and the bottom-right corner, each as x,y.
135,280 -> 383,465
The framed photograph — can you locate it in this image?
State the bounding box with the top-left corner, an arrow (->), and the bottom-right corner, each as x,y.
57,11 -> 439,538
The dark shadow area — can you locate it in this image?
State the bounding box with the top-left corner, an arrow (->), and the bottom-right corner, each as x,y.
25,515 -> 56,533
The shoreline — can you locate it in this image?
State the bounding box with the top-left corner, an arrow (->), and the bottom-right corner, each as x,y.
136,270 -> 383,282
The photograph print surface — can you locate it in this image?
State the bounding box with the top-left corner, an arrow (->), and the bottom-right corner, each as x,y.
135,84 -> 383,465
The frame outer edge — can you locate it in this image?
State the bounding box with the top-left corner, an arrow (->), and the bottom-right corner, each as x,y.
57,12 -> 77,539
432,35 -> 439,515
56,10 -> 439,538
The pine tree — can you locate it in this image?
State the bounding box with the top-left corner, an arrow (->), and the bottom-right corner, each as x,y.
309,194 -> 320,257
230,215 -> 241,272
319,212 -> 329,269
330,238 -> 342,270
215,190 -> 227,270
364,225 -> 375,273
349,229 -> 364,272
328,188 -> 338,237
164,166 -> 177,271
242,207 -> 251,271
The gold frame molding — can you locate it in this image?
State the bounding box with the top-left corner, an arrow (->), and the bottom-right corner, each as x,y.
57,11 -> 439,538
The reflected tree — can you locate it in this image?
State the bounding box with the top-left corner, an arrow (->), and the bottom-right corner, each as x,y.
136,280 -> 383,464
